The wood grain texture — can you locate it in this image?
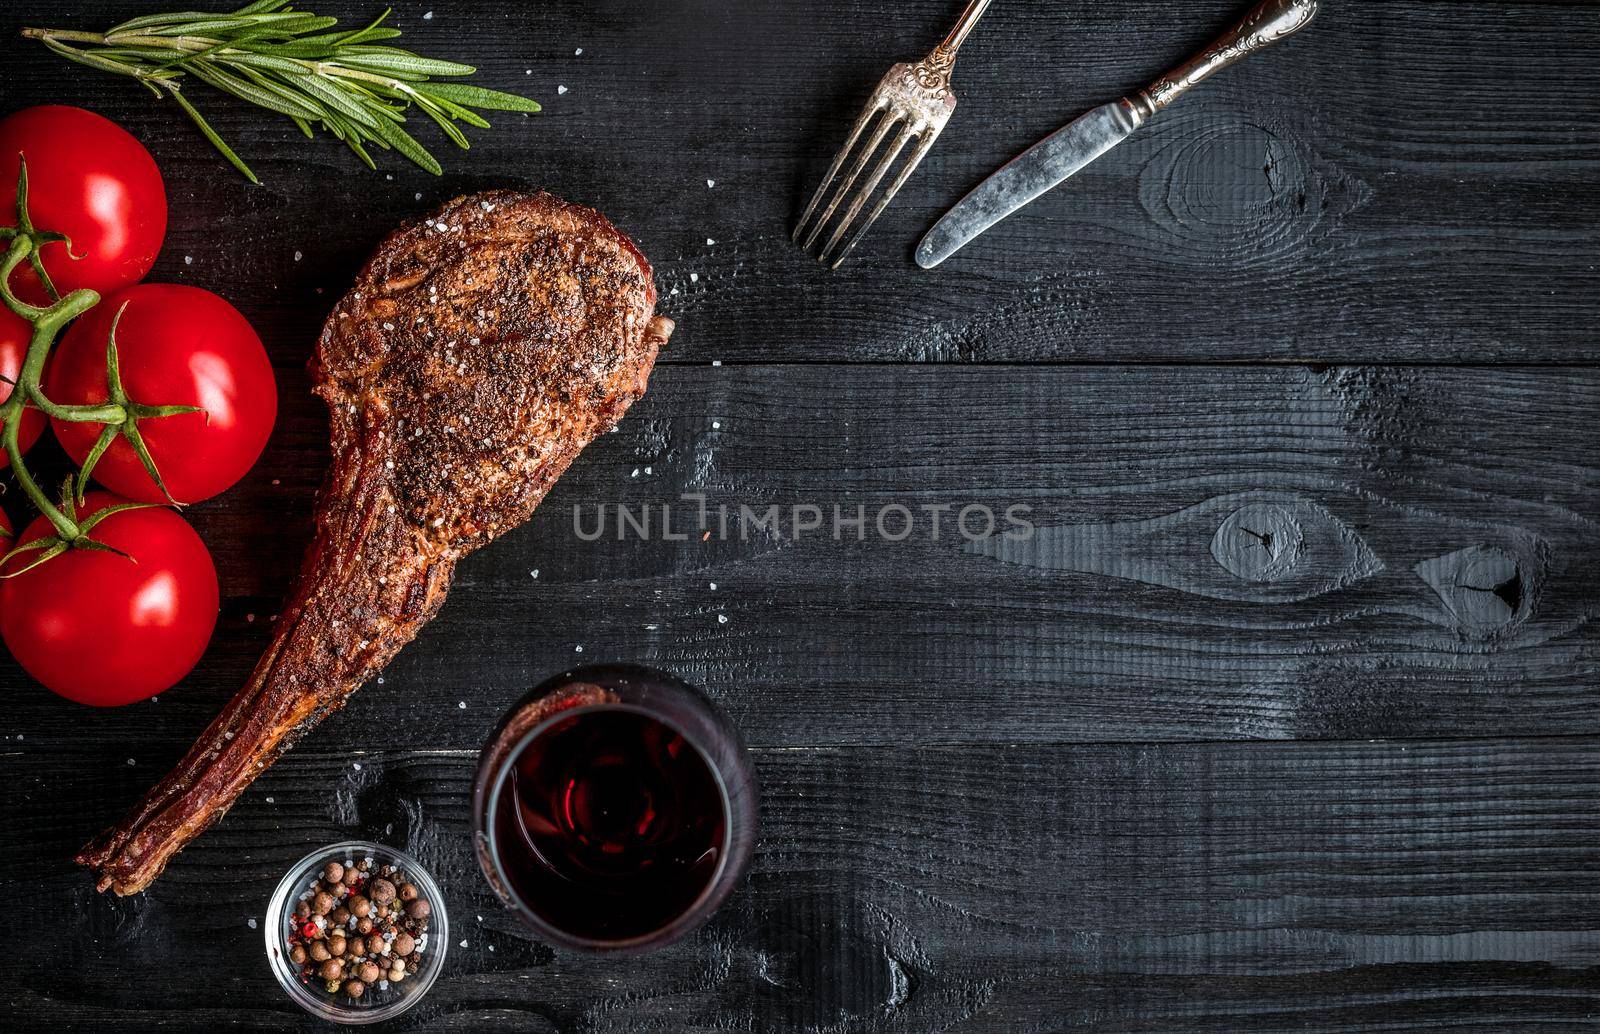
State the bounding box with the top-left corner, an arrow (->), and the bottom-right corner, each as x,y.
8,365 -> 1596,752
1,0 -> 1596,1030
1,1 -> 1598,362
9,738 -> 1600,1032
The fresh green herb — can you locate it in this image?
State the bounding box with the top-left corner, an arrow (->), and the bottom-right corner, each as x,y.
22,2 -> 542,184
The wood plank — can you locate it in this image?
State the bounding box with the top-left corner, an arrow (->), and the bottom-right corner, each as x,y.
5,364 -> 1596,753
1,1 -> 1597,362
9,737 -> 1600,1031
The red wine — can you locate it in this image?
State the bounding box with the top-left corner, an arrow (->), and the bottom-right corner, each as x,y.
492,707 -> 727,941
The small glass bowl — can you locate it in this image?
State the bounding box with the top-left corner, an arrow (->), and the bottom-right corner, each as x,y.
265,840 -> 449,1025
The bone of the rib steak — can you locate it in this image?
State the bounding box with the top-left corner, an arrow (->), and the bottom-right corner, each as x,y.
78,190 -> 672,895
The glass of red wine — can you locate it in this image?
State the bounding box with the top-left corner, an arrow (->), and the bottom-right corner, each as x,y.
471,664 -> 758,952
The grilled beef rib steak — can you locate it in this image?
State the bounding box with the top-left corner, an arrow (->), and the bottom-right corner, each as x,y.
79,190 -> 672,895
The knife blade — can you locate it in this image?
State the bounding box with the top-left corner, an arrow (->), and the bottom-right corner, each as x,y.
914,100 -> 1142,270
914,0 -> 1321,269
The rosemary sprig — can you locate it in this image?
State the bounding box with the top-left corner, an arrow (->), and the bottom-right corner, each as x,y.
22,1 -> 542,184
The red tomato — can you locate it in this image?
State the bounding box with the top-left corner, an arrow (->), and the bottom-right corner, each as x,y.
0,306 -> 43,467
48,284 -> 277,503
0,493 -> 218,706
0,106 -> 167,306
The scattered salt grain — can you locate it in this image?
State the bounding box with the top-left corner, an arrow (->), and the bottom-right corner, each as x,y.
353,763 -> 362,771
709,582 -> 717,590
488,944 -> 495,952
247,917 -> 258,929
293,250 -> 303,262
707,238 -> 716,246
460,940 -> 468,948
558,85 -> 568,95
689,272 -> 699,283
575,644 -> 584,653
712,360 -> 722,367
416,192 -> 423,201
707,179 -> 715,189
184,255 -> 193,265
127,758 -> 136,766
423,10 -> 433,19
458,701 -> 467,710
265,796 -> 275,803
631,468 -> 639,477
644,466 -> 652,475
712,420 -> 720,429
718,614 -> 728,624
530,569 -> 539,578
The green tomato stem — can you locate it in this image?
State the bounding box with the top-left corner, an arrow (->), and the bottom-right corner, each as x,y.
0,237 -> 101,541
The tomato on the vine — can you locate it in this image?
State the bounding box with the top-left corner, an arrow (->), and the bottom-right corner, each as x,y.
0,306 -> 43,467
0,493 -> 218,706
0,106 -> 167,305
48,283 -> 277,504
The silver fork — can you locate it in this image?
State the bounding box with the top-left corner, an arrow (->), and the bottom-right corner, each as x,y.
794,0 -> 993,268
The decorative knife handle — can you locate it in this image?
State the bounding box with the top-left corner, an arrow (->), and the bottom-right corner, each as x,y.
1129,0 -> 1319,120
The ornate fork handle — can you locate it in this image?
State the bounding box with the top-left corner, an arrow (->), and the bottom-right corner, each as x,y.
1130,0 -> 1319,120
913,0 -> 995,96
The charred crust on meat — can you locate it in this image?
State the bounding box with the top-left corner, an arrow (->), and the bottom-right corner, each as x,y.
76,191 -> 671,895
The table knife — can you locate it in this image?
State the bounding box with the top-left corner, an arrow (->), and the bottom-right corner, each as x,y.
915,0 -> 1320,269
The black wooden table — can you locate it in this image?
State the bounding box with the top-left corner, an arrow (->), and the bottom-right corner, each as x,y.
4,1 -> 1599,1030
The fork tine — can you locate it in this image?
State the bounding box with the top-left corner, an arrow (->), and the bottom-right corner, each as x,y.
801,108 -> 901,252
816,122 -> 917,264
794,99 -> 887,242
826,127 -> 942,269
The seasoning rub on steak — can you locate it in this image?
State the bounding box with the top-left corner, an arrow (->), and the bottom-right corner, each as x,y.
79,191 -> 672,895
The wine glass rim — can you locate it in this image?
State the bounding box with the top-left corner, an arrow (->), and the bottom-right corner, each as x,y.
480,700 -> 738,952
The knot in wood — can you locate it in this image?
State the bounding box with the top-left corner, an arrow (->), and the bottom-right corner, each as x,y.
1210,502 -> 1304,582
